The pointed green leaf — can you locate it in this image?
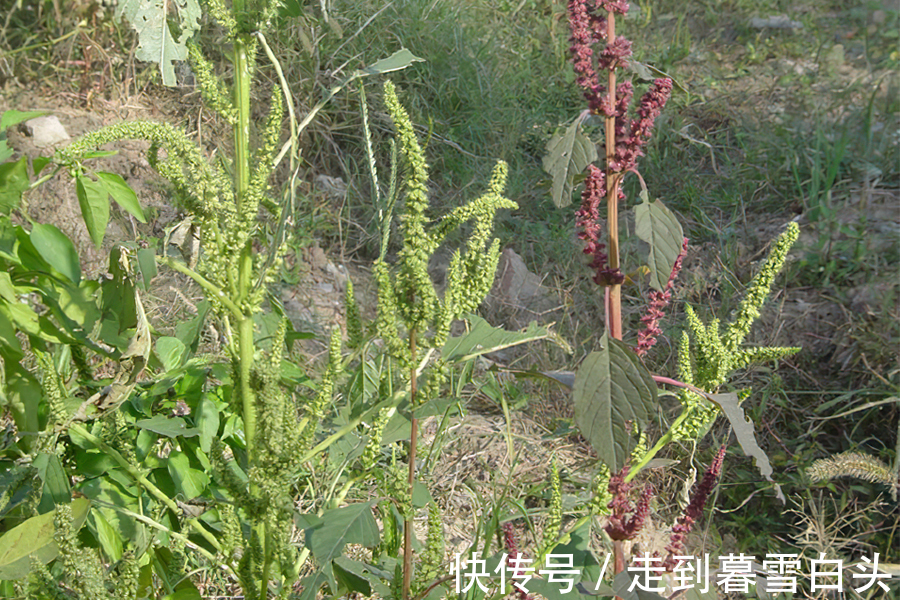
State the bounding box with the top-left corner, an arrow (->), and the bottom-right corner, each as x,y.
443,314 -> 566,363
710,392 -> 785,502
96,171 -> 146,222
75,174 -> 110,248
92,509 -> 124,562
304,502 -> 379,565
34,452 -> 71,505
29,223 -> 81,283
155,336 -> 187,372
0,497 -> 90,580
542,119 -> 597,208
357,48 -> 425,77
634,194 -> 683,291
574,334 -> 658,471
196,396 -> 219,454
136,415 -> 200,439
0,157 -> 29,215
0,110 -> 47,131
137,247 -> 158,289
166,450 -> 207,499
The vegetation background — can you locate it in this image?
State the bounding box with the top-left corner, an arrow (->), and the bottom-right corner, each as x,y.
0,0 -> 897,596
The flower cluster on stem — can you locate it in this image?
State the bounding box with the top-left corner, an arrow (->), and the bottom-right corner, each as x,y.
567,0 -> 673,296
662,444 -> 727,570
604,464 -> 652,541
635,236 -> 689,357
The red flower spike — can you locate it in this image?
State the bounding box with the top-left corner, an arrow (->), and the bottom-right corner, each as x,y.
636,237 -> 688,357
604,465 -> 652,541
662,445 -> 727,570
502,522 -> 533,600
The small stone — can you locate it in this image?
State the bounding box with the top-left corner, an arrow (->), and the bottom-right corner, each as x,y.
749,15 -> 803,30
19,115 -> 70,148
308,245 -> 328,270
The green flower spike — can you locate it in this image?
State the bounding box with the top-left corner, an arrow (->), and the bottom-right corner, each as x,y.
673,222 -> 801,442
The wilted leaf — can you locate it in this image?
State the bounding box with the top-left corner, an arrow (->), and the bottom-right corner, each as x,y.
710,392 -> 784,502
115,0 -> 201,87
542,118 -> 597,208
574,334 -> 658,471
634,193 -> 683,291
0,498 -> 90,580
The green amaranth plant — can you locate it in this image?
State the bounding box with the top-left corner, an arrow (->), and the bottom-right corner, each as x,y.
374,79 -> 516,600
0,1 -> 430,598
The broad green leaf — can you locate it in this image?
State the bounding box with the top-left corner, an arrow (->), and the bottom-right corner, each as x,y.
0,157 -> 29,215
92,509 -> 123,562
634,193 -> 684,291
710,392 -> 785,503
0,497 -> 90,580
167,451 -> 208,499
304,502 -> 379,566
161,586 -> 203,600
356,48 -> 425,77
333,558 -> 393,597
96,171 -> 146,222
137,247 -> 158,289
101,246 -> 138,331
75,174 -> 110,249
57,283 -> 100,333
6,301 -> 41,336
4,362 -> 41,439
443,314 -> 566,363
0,306 -> 23,359
573,334 -> 658,471
542,118 -> 597,208
136,415 -> 200,439
34,453 -> 71,505
155,336 -> 187,372
115,0 -> 201,87
30,223 -> 81,284
174,301 -> 208,354
0,110 -> 47,131
32,156 -> 51,176
195,396 -> 219,454
0,465 -> 41,520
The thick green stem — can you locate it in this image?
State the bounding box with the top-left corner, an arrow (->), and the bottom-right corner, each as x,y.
234,38 -> 252,210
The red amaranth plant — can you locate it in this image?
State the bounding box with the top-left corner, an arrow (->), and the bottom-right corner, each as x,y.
567,0 -> 673,339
